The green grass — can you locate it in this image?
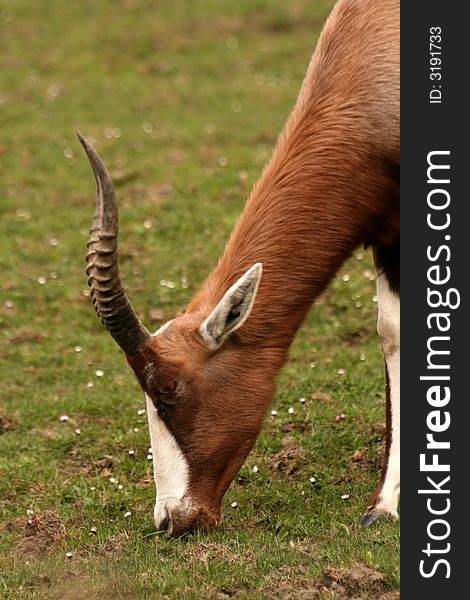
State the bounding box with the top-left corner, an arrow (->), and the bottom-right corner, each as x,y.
0,0 -> 399,598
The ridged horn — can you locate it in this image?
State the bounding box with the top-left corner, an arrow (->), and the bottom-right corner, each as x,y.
78,131 -> 152,357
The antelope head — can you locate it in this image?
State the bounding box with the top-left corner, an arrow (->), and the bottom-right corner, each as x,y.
79,134 -> 281,536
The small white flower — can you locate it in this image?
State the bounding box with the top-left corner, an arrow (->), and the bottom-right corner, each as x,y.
341,493 -> 350,500
252,465 -> 259,473
225,37 -> 238,50
47,84 -> 60,98
66,551 -> 73,559
288,407 -> 295,415
137,408 -> 146,416
124,511 -> 131,518
271,410 -> 278,416
95,370 -> 104,377
230,501 -> 238,508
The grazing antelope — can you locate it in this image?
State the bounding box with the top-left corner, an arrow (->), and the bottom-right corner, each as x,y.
79,0 -> 399,536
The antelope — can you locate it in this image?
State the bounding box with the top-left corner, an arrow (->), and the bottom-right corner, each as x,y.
79,0 -> 399,536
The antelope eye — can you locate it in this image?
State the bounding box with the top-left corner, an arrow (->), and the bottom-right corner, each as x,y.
158,381 -> 176,395
155,381 -> 179,411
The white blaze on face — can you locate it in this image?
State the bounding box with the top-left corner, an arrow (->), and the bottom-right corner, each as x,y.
147,319 -> 189,530
146,394 -> 189,529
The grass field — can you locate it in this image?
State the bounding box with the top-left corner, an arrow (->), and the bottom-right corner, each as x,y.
0,1 -> 399,598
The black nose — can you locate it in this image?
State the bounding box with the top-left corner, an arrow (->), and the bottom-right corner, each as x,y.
156,506 -> 171,534
165,518 -> 174,536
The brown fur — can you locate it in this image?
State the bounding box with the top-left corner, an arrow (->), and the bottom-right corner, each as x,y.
127,0 -> 399,535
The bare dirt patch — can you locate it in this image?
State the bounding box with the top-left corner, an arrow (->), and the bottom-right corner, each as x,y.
9,328 -> 47,344
362,422 -> 387,438
11,511 -> 65,559
147,182 -> 173,203
188,542 -> 255,571
280,421 -> 312,433
310,391 -> 334,404
263,563 -> 398,599
340,328 -> 372,347
0,412 -> 16,434
100,532 -> 130,556
270,436 -> 307,478
319,564 -> 393,597
349,448 -> 381,472
86,454 -> 115,476
63,451 -> 114,477
136,475 -> 154,487
40,572 -> 113,600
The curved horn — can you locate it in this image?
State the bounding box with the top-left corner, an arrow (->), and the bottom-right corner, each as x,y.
78,132 -> 152,356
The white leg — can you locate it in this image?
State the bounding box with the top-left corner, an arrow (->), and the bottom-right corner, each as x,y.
362,266 -> 400,523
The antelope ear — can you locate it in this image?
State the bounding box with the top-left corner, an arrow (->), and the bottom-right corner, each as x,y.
200,263 -> 263,349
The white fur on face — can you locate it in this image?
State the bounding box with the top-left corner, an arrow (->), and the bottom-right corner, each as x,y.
154,319 -> 174,336
145,394 -> 189,529
147,318 -> 191,530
